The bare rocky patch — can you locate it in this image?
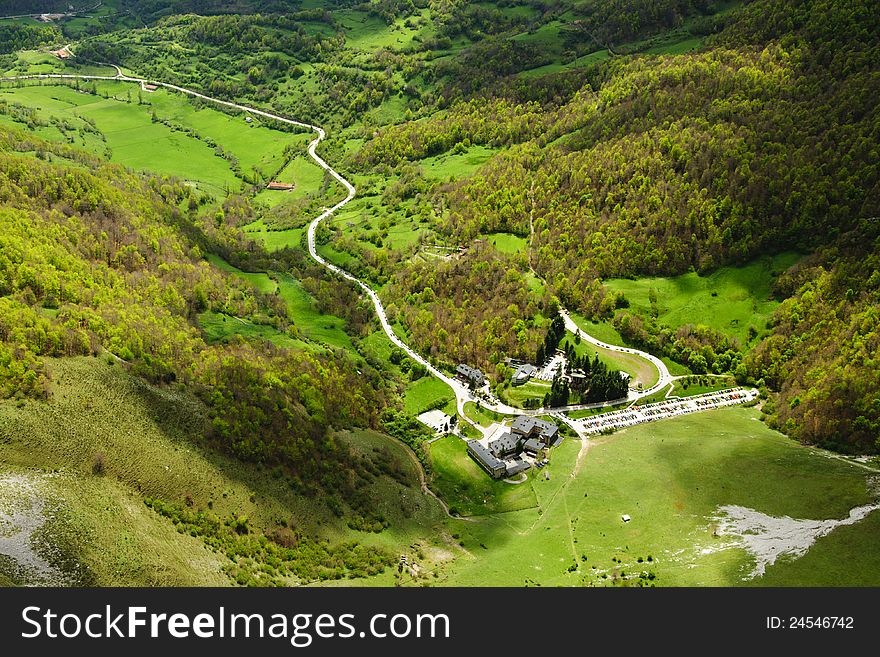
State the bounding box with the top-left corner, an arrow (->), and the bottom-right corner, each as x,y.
0,471 -> 74,586
711,501 -> 880,579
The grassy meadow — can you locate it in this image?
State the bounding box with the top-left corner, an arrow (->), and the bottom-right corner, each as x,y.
0,80 -> 312,197
603,252 -> 801,346
428,435 -> 538,516
434,408 -> 879,586
0,357 -> 448,586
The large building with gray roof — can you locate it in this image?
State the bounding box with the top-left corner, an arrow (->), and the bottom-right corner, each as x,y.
467,415 -> 561,479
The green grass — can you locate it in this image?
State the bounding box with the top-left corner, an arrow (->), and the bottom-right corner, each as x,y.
0,81 -> 311,198
435,407 -> 879,585
253,152 -> 337,208
663,357 -> 692,376
481,232 -> 528,254
428,435 -> 538,516
561,333 -> 659,389
604,252 -> 801,347
275,272 -> 354,350
569,313 -> 628,345
420,145 -> 498,180
198,310 -> 310,351
631,384 -> 674,406
463,402 -> 510,428
643,36 -> 704,55
500,379 -> 551,408
241,219 -> 305,252
404,377 -> 455,416
336,9 -> 430,52
0,357 -> 448,586
205,254 -> 354,350
567,403 -> 627,419
519,49 -> 611,78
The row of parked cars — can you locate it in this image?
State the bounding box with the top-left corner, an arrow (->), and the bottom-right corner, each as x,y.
577,387 -> 757,434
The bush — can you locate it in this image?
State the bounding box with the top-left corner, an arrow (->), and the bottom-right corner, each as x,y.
91,451 -> 106,476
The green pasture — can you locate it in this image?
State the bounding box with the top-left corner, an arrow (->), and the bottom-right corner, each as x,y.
404,377 -> 455,416
420,145 -> 498,180
428,435 -> 538,516
0,357 -> 444,586
0,81 -> 311,196
437,408 -> 879,586
603,252 -> 801,347
481,231 -> 528,254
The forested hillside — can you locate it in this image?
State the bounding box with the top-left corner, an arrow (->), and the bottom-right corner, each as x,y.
351,0 -> 880,451
0,122 -> 394,496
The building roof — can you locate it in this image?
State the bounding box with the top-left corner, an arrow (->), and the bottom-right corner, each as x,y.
511,364 -> 537,383
467,440 -> 505,472
511,415 -> 558,440
266,182 -> 295,190
489,432 -> 520,456
523,438 -> 545,452
505,460 -> 531,476
456,363 -> 484,382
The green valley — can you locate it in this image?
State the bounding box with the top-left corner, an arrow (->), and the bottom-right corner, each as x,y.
0,0 -> 877,591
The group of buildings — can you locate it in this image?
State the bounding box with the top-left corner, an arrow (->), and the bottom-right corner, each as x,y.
467,415 -> 561,479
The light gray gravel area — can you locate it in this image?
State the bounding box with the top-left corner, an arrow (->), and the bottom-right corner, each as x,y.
712,501 -> 880,579
0,471 -> 71,586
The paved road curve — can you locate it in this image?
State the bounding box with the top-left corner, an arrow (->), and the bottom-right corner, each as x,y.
559,308 -> 673,398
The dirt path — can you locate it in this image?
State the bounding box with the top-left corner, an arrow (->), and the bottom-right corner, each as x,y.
382,435 -> 477,523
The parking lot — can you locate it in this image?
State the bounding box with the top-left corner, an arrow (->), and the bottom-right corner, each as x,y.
574,388 -> 759,434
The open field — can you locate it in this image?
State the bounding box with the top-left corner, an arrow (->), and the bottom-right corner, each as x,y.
404,377 -> 455,416
481,232 -> 528,254
499,379 -> 551,408
0,358 -> 440,585
198,310 -> 311,352
604,252 -> 801,346
436,408 -> 880,586
241,221 -> 305,251
463,402 -> 511,428
428,435 -> 538,517
420,145 -> 498,180
0,81 -> 311,197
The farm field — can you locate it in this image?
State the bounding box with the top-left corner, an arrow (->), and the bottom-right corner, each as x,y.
603,252 -> 801,347
437,408 -> 880,586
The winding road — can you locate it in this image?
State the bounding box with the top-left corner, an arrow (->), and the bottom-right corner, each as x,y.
0,70 -> 725,441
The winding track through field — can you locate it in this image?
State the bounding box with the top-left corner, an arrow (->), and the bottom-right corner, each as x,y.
0,70 -> 723,442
